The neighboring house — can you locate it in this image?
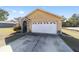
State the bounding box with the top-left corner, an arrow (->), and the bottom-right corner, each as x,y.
19,9 -> 62,34
0,21 -> 16,28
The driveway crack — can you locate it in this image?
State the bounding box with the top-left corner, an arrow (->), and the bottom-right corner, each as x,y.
32,36 -> 41,51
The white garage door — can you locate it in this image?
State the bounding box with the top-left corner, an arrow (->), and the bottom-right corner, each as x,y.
32,23 -> 57,34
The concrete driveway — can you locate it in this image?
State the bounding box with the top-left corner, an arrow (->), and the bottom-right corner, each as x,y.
0,33 -> 73,52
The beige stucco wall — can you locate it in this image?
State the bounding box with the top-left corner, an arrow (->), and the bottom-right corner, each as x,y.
25,10 -> 62,32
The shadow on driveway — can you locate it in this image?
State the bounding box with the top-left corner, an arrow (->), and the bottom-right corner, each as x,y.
5,32 -> 57,45
5,32 -> 26,45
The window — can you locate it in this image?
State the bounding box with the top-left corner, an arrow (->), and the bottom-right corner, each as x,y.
47,22 -> 49,24
37,23 -> 39,24
54,22 -> 55,24
35,23 -> 36,24
40,22 -> 42,24
33,23 -> 34,24
44,22 -> 46,24
50,22 -> 52,24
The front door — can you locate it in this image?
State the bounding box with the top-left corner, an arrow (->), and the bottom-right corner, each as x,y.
23,21 -> 27,33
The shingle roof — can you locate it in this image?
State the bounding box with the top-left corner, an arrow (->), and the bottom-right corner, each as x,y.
25,9 -> 62,19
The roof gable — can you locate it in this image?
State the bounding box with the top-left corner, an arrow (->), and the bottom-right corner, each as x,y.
25,9 -> 62,19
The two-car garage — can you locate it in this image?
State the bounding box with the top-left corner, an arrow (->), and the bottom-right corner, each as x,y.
21,9 -> 62,34
32,22 -> 57,34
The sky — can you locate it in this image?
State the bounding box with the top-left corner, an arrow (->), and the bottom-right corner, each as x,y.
0,6 -> 79,20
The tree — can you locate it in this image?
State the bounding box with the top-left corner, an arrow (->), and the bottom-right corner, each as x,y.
14,17 -> 22,21
0,9 -> 9,21
62,14 -> 79,27
67,13 -> 79,27
62,16 -> 67,22
62,16 -> 67,27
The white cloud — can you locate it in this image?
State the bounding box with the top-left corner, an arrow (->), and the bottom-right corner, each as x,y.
13,10 -> 17,13
19,11 -> 25,14
10,10 -> 25,14
10,10 -> 17,13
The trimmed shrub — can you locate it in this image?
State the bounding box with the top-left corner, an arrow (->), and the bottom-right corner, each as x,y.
13,25 -> 21,31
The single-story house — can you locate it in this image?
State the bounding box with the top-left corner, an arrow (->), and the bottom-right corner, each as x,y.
19,9 -> 62,34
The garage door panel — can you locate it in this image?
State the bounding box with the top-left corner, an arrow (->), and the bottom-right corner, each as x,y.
32,23 -> 57,34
